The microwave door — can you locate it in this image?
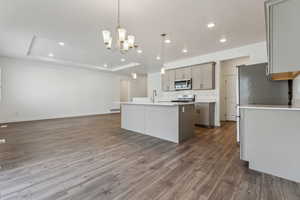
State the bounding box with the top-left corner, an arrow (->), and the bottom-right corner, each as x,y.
175,80 -> 190,90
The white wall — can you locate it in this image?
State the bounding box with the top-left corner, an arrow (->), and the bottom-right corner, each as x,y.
165,42 -> 267,69
120,80 -> 130,102
129,75 -> 147,100
0,56 -> 127,123
147,72 -> 162,98
147,41 -> 268,126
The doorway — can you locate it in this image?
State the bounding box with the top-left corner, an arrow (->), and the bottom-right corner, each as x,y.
120,79 -> 130,102
220,57 -> 250,121
224,75 -> 237,121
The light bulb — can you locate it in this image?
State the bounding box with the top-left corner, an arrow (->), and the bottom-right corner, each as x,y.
128,35 -> 135,48
102,30 -> 111,44
207,23 -> 215,28
118,28 -> 127,42
161,68 -> 165,74
106,37 -> 112,49
182,49 -> 188,53
123,40 -> 129,51
220,38 -> 227,43
164,39 -> 171,44
132,73 -> 137,79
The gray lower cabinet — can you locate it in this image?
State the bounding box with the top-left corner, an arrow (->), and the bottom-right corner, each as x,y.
265,0 -> 300,74
194,103 -> 215,127
192,63 -> 215,90
178,104 -> 195,142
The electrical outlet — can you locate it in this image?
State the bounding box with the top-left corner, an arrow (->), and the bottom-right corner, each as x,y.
0,125 -> 8,128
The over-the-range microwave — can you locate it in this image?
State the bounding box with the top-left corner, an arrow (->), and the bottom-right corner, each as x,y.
174,79 -> 192,90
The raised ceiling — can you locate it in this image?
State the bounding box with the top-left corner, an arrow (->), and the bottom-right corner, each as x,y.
0,0 -> 266,74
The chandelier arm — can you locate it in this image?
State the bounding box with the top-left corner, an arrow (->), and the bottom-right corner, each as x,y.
117,0 -> 120,27
161,34 -> 166,67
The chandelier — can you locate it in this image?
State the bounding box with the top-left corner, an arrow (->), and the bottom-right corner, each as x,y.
102,0 -> 137,53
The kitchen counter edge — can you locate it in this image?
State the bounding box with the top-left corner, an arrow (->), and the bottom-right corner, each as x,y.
239,104 -> 300,111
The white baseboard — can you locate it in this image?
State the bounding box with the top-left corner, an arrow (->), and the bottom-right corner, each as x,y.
0,111 -> 119,124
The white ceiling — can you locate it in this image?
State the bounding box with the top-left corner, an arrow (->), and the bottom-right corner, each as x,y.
0,0 -> 266,75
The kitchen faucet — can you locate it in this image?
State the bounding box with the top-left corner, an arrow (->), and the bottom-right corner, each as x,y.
152,89 -> 157,103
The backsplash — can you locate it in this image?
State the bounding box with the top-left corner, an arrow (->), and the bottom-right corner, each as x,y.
294,99 -> 300,106
159,90 -> 217,102
293,76 -> 300,106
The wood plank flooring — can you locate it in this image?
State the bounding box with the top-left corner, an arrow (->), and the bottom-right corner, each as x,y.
0,114 -> 299,200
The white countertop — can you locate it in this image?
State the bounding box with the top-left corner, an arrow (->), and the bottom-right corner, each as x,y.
158,99 -> 216,103
239,104 -> 300,111
121,101 -> 197,106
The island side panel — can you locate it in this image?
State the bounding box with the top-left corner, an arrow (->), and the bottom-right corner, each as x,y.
121,104 -> 146,134
144,105 -> 179,143
179,104 -> 195,142
243,108 -> 300,183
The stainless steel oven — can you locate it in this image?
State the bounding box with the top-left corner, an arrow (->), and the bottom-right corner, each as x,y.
174,79 -> 192,90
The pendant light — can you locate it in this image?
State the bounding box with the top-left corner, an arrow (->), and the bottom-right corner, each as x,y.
102,0 -> 137,53
160,34 -> 167,74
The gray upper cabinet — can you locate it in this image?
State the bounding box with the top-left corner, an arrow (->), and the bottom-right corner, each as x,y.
161,69 -> 175,91
161,72 -> 169,91
168,70 -> 176,91
266,0 -> 300,74
192,63 -> 215,90
161,63 -> 215,91
175,67 -> 191,80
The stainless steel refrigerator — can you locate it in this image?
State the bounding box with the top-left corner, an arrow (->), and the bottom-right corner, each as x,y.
238,63 -> 289,106
236,63 -> 289,141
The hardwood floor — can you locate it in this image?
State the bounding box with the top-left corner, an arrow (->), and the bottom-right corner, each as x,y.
0,114 -> 299,200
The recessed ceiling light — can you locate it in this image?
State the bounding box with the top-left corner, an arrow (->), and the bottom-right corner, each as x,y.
103,64 -> 108,67
121,58 -> 126,62
137,49 -> 143,54
58,42 -> 65,46
182,49 -> 188,53
219,38 -> 227,43
164,39 -> 171,44
207,23 -> 215,28
48,53 -> 54,57
156,56 -> 161,60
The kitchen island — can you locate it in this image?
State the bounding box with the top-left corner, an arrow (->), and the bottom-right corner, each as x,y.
121,102 -> 195,143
